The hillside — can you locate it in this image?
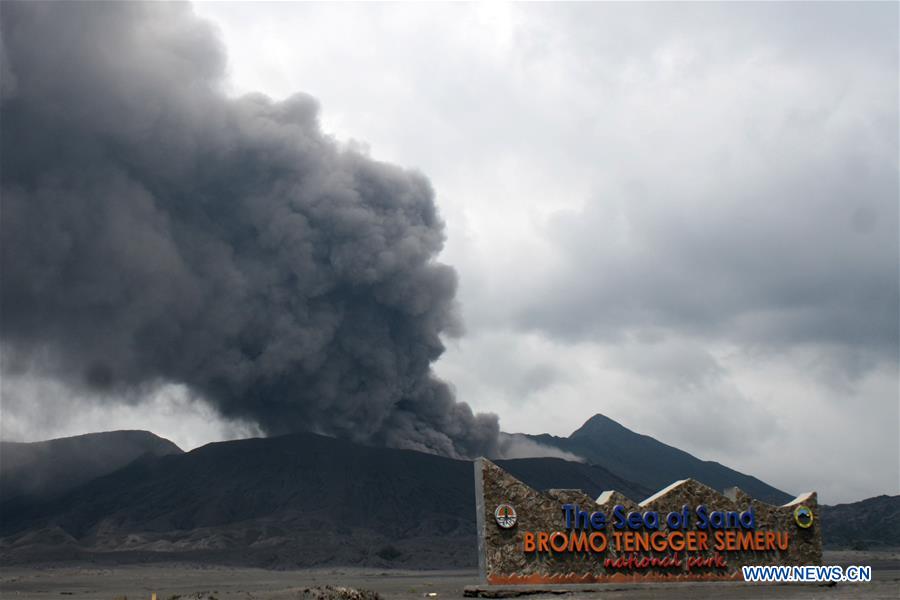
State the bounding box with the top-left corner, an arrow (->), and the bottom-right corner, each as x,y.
820,494 -> 900,549
1,419 -> 889,569
0,431 -> 648,569
0,430 -> 183,503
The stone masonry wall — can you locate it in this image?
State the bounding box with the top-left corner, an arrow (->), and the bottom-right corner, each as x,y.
475,458 -> 822,584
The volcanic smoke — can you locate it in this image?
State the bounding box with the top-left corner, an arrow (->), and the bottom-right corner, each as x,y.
0,1 -> 499,458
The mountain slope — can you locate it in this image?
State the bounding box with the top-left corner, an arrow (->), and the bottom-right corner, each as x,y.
820,495 -> 900,549
0,432 -> 648,569
0,428 -> 889,568
0,430 -> 183,502
525,414 -> 792,505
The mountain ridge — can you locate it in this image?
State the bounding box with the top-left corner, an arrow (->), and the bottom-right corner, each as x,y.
2,416 -> 894,569
523,413 -> 793,505
0,430 -> 650,568
0,430 -> 183,503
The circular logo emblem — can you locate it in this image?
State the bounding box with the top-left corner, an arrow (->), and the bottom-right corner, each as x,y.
494,503 -> 517,529
794,505 -> 814,529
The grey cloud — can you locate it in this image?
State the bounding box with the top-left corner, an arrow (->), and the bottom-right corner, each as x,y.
496,433 -> 584,463
521,150 -> 898,367
0,1 -> 497,458
513,3 -> 900,377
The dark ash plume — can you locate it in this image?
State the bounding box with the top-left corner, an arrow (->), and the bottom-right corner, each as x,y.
0,1 -> 498,458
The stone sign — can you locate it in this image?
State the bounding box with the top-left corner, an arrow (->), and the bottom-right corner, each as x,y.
474,458 -> 821,584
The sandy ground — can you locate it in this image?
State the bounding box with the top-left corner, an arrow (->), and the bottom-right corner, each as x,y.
1,551 -> 898,599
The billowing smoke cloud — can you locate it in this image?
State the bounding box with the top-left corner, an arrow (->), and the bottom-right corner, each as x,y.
496,433 -> 585,463
0,2 -> 499,458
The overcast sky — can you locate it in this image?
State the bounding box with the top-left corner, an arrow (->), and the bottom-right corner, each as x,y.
2,1 -> 897,505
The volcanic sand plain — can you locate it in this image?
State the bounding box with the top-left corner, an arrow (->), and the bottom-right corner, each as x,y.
1,550 -> 898,599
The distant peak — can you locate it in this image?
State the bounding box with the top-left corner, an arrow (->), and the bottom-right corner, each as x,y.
19,430 -> 184,454
43,429 -> 156,441
570,413 -> 631,438
585,413 -> 615,425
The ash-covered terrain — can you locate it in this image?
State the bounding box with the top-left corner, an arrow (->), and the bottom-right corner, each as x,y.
1,415 -> 896,570
0,419 -> 648,569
